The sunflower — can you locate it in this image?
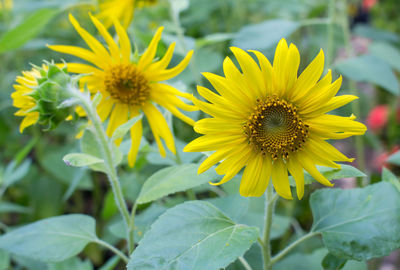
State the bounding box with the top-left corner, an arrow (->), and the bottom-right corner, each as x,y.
49,14 -> 194,167
11,67 -> 42,133
184,39 -> 366,199
97,0 -> 158,28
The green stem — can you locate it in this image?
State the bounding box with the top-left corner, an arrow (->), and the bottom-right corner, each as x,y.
128,202 -> 138,254
72,89 -> 132,253
261,185 -> 278,270
326,0 -> 336,68
95,238 -> 129,264
238,256 -> 253,270
339,0 -> 366,186
169,2 -> 202,86
270,232 -> 320,265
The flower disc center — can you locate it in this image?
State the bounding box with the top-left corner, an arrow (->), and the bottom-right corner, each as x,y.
104,64 -> 150,106
244,96 -> 309,160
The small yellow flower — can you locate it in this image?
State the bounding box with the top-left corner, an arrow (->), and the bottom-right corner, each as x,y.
49,14 -> 195,167
11,68 -> 41,133
184,39 -> 367,199
97,0 -> 158,29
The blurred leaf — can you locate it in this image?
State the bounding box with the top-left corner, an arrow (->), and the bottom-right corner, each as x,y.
370,42 -> 400,72
232,20 -> 299,50
169,0 -> 189,16
47,257 -> 93,270
335,54 -> 399,95
0,202 -> 30,214
382,167 -> 400,192
0,249 -> 10,270
136,163 -> 217,204
322,252 -> 347,270
289,165 -> 365,186
310,182 -> 400,260
63,153 -> 104,167
2,158 -> 31,188
62,168 -> 87,201
196,33 -> 235,47
0,8 -> 59,53
353,25 -> 400,43
127,201 -> 259,270
111,114 -> 142,141
387,150 -> 400,165
0,215 -> 97,262
109,203 -> 167,241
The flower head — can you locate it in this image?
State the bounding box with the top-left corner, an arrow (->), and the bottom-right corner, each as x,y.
184,39 -> 366,199
97,0 -> 158,28
11,63 -> 74,132
49,14 -> 195,167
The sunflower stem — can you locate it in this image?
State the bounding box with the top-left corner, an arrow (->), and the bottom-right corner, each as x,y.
94,238 -> 129,264
339,0 -> 367,186
326,0 -> 336,68
128,202 -> 138,254
261,184 -> 278,270
70,86 -> 133,256
270,232 -> 320,265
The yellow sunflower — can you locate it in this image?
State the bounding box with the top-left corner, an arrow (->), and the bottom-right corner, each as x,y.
49,14 -> 195,167
97,0 -> 158,28
184,39 -> 366,199
11,67 -> 42,133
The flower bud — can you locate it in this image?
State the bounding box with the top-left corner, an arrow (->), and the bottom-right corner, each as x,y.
11,62 -> 75,132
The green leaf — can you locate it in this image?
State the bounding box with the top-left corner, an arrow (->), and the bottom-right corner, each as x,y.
2,159 -> 32,188
290,165 -> 365,186
0,214 -> 97,262
387,150 -> 400,165
382,168 -> 400,192
274,249 -> 367,270
322,252 -> 347,270
127,201 -> 259,270
63,153 -> 104,167
370,42 -> 400,72
136,163 -> 217,204
111,114 -> 142,141
335,54 -> 399,95
0,9 -> 59,53
98,256 -> 120,270
80,128 -> 122,172
109,203 -> 167,241
353,25 -> 400,43
207,195 -> 291,239
47,257 -> 93,270
310,182 -> 400,260
0,202 -> 30,214
232,19 -> 300,50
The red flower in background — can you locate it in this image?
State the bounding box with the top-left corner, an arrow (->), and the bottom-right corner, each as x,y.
367,105 -> 389,132
362,0 -> 377,10
374,145 -> 400,171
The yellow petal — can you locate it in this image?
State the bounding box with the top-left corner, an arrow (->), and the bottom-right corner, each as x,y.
271,158 -> 293,199
139,27 -> 164,69
286,155 -> 305,199
298,151 -> 334,187
150,50 -> 193,81
128,117 -> 143,167
240,155 -> 271,197
19,113 -> 39,133
106,104 -> 129,138
114,18 -> 131,63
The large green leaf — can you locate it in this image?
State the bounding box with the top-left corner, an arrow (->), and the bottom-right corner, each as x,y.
289,165 -> 365,186
127,201 -> 259,270
335,54 -> 399,95
0,249 -> 9,270
232,19 -> 300,50
0,215 -> 97,262
310,182 -> 400,260
0,9 -> 59,53
136,163 -> 218,204
207,195 -> 291,239
370,42 -> 400,72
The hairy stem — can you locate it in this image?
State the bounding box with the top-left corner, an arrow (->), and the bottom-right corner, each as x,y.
72,88 -> 132,254
261,185 -> 278,270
